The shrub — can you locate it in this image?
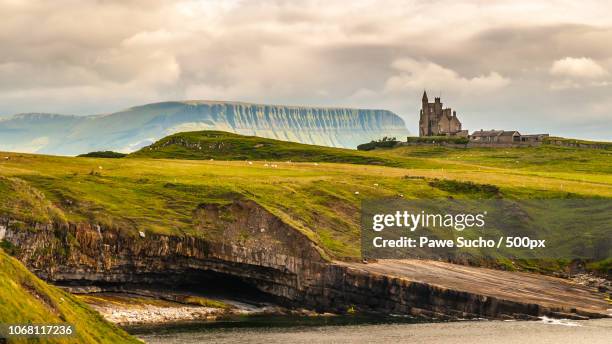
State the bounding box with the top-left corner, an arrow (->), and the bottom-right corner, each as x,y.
357,137 -> 399,151
77,151 -> 127,158
428,178 -> 500,196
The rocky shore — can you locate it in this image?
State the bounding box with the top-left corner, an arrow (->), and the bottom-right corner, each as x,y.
72,289 -> 279,326
88,300 -> 223,325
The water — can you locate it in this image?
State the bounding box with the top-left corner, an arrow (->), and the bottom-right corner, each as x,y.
131,316 -> 612,344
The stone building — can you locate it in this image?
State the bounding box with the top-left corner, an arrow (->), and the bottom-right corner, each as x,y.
419,91 -> 468,137
470,130 -> 549,144
471,130 -> 521,143
520,134 -> 549,143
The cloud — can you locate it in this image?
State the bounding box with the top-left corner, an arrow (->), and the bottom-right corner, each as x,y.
550,57 -> 608,79
121,30 -> 187,47
384,58 -> 510,94
0,1 -> 610,139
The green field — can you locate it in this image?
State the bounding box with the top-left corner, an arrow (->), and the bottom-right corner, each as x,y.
0,249 -> 139,343
1,131 -> 611,267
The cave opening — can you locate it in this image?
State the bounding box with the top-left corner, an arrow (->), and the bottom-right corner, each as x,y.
54,268 -> 280,306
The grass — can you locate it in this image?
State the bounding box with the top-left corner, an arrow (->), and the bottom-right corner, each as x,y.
426,178 -> 501,198
76,294 -> 230,310
383,144 -> 612,175
544,136 -> 612,148
0,131 -> 610,269
130,130 -> 406,167
0,249 -> 140,343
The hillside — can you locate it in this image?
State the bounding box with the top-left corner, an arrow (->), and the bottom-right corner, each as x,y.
134,130 -> 612,176
1,132 -> 611,323
130,130 -> 401,166
1,133 -> 611,266
0,249 -> 139,343
0,101 -> 409,155
383,144 -> 612,175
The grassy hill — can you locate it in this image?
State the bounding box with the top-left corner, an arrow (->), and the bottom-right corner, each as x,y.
133,130 -> 612,176
0,131 -> 611,270
130,130 -> 403,166
0,249 -> 139,343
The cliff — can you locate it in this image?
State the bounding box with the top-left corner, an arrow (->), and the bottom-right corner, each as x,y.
2,200 -> 608,321
1,138 -> 610,323
0,101 -> 409,155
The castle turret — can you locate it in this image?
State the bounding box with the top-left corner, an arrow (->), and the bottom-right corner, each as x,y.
420,90 -> 429,136
433,97 -> 442,116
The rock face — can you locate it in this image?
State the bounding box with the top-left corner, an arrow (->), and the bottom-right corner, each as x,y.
1,200 -> 608,321
0,101 -> 409,155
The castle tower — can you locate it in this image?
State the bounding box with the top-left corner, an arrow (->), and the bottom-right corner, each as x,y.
418,91 -> 463,137
433,97 -> 442,116
419,90 -> 429,136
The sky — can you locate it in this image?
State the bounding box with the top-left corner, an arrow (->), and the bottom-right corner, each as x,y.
1,0 -> 611,140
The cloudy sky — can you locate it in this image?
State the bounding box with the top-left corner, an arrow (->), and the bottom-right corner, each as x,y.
1,0 -> 611,140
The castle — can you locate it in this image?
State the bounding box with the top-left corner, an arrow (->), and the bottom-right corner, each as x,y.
418,91 -> 468,137
415,91 -> 549,145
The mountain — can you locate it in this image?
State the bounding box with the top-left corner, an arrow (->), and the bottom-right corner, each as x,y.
0,101 -> 409,155
0,113 -> 83,153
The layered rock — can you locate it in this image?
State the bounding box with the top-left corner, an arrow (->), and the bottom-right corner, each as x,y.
1,200 -> 608,321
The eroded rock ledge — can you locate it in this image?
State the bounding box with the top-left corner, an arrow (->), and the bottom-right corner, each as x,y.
1,200 -> 608,321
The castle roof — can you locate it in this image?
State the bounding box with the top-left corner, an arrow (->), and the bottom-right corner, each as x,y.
471,130 -> 520,137
471,130 -> 503,137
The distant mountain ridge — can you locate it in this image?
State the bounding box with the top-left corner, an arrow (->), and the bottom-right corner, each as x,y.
0,100 -> 409,155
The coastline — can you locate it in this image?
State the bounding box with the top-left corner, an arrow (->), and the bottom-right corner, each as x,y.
73,289 -> 321,327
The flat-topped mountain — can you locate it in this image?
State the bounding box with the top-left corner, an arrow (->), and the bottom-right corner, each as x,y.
0,101 -> 409,155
